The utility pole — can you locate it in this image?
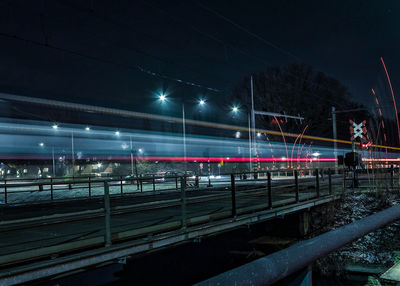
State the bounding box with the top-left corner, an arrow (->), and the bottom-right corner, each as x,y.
248,113 -> 252,172
250,76 -> 256,171
332,106 -> 338,168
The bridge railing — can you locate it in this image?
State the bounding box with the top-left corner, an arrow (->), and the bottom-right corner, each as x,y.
0,167 -> 397,206
0,167 -> 398,282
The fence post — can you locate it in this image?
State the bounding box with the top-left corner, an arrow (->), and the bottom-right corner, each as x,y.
328,168 -> 332,195
231,174 -> 236,217
120,176 -> 123,195
152,174 -> 156,192
180,176 -> 187,229
88,176 -> 92,198
267,172 -> 272,208
294,170 -> 299,203
104,181 -> 111,247
343,168 -> 346,194
140,178 -> 143,192
175,176 -> 178,190
315,169 -> 320,198
391,168 -> 394,189
50,178 -> 54,201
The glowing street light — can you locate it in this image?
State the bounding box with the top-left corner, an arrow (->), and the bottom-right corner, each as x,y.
235,131 -> 241,138
39,142 -> 44,147
257,132 -> 261,137
138,148 -> 143,153
115,131 -> 120,136
85,127 -> 90,131
159,94 -> 167,102
52,124 -> 58,129
232,106 -> 239,113
312,152 -> 321,157
199,99 -> 206,105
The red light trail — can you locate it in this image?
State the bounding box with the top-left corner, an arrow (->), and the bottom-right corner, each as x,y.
381,57 -> 400,144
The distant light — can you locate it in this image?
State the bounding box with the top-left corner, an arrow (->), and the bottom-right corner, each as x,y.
39,142 -> 44,147
226,157 -> 230,160
235,131 -> 241,138
85,127 -> 90,131
115,131 -> 120,136
281,157 -> 286,161
121,143 -> 128,150
97,163 -> 102,168
52,124 -> 58,129
232,106 -> 239,113
257,132 -> 261,137
312,152 -> 321,157
138,148 -> 143,153
199,99 -> 205,105
159,94 -> 166,102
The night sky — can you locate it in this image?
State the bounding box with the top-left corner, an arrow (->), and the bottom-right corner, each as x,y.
0,0 -> 399,118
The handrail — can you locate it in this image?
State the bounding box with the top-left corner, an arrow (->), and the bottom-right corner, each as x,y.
195,203 -> 400,286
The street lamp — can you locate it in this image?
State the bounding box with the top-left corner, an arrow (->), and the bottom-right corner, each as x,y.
85,126 -> 90,131
157,93 -> 207,172
232,106 -> 239,113
39,142 -> 44,147
115,130 -> 120,136
52,124 -> 58,129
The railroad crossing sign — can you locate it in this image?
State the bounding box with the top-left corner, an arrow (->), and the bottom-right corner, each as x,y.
349,120 -> 367,141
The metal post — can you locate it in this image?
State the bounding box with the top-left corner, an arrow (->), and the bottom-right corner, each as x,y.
315,169 -> 320,198
104,181 -> 111,247
182,103 -> 187,172
294,170 -> 299,203
267,172 -> 272,208
175,176 -> 178,190
250,76 -> 256,171
180,176 -> 187,229
52,146 -> 55,178
248,112 -> 252,172
332,107 -> 338,170
120,176 -> 123,195
140,178 -> 143,192
391,167 -> 394,189
71,131 -> 75,177
328,168 -> 332,195
4,180 -> 7,205
88,176 -> 91,198
231,174 -> 236,217
152,174 -> 156,192
50,178 -> 53,201
343,167 -> 346,194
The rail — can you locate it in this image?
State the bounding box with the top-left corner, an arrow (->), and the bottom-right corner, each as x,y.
196,203 -> 400,286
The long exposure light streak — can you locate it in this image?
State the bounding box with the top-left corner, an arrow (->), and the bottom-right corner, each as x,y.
381,57 -> 400,144
1,93 -> 400,151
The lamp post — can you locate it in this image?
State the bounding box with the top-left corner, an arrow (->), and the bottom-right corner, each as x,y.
158,93 -> 206,173
232,106 -> 253,173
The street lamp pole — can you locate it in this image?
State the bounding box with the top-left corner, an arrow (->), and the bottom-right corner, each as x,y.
52,146 -> 55,177
71,131 -> 75,176
182,103 -> 187,172
250,76 -> 256,171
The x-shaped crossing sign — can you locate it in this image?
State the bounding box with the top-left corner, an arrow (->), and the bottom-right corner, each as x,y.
349,120 -> 367,141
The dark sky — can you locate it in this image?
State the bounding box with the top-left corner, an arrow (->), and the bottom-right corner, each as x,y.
0,0 -> 399,119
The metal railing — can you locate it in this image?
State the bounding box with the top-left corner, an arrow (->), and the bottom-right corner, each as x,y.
0,167 -> 397,206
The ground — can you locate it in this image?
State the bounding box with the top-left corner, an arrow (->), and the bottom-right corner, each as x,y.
315,189 -> 400,280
